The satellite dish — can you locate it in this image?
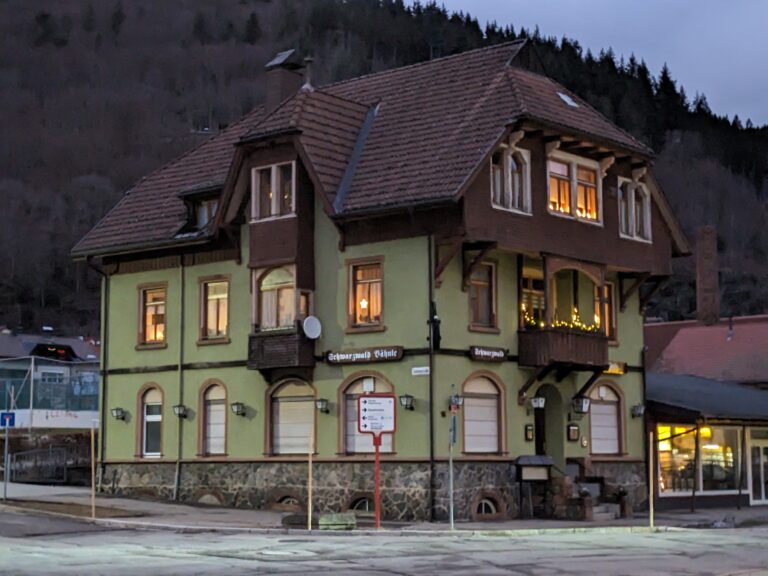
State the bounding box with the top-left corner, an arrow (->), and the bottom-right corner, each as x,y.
302,316 -> 322,340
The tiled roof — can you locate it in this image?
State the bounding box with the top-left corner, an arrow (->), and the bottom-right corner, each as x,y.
646,315 -> 768,384
323,41 -> 652,213
72,106 -> 266,256
75,41 -> 660,256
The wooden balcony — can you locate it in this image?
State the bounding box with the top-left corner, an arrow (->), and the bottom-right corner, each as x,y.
517,328 -> 608,369
248,329 -> 315,373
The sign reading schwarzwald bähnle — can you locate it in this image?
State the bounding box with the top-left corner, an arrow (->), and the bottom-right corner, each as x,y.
469,346 -> 507,362
326,346 -> 404,365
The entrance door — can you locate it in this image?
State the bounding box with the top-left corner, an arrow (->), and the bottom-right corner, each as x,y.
751,442 -> 768,504
534,406 -> 546,455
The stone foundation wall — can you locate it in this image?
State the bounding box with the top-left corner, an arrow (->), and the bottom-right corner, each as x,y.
100,460 -> 633,520
588,461 -> 647,510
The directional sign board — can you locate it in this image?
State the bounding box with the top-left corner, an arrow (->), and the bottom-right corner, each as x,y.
0,412 -> 14,428
357,395 -> 396,435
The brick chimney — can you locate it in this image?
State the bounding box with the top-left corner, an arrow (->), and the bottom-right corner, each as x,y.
696,226 -> 720,325
264,49 -> 304,113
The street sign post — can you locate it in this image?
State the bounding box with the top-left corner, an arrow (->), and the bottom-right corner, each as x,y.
0,412 -> 14,428
357,394 -> 396,529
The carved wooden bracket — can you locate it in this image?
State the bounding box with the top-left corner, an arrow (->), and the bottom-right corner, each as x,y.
599,156 -> 615,178
509,130 -> 525,149
434,238 -> 463,288
574,368 -> 605,400
632,166 -> 647,182
518,364 -> 555,404
545,139 -> 561,157
619,272 -> 650,311
639,276 -> 668,312
462,242 -> 497,291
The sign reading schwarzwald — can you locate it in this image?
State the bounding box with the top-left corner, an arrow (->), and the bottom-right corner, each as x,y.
469,346 -> 507,362
326,346 -> 404,365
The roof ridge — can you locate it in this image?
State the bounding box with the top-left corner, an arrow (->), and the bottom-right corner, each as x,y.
320,40 -> 525,91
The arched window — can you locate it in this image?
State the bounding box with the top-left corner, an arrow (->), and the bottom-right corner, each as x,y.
141,387 -> 162,457
619,181 -> 632,236
463,377 -> 501,453
634,185 -> 651,240
491,147 -> 531,213
589,384 -> 622,455
509,151 -> 527,212
343,376 -> 393,454
202,384 -> 226,455
271,380 -> 315,455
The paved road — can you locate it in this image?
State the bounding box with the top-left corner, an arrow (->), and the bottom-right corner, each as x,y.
1,508 -> 768,575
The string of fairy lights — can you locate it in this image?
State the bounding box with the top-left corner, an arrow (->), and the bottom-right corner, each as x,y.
521,304 -> 602,334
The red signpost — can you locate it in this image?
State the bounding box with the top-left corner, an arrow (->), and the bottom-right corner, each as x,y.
357,394 -> 396,529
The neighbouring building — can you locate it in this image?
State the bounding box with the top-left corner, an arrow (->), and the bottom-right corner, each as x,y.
0,331 -> 100,431
646,314 -> 768,509
73,42 -> 689,521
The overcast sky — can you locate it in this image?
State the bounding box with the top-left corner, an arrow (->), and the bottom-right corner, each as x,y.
424,0 -> 767,126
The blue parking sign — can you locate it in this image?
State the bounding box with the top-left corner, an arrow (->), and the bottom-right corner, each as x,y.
0,412 -> 14,428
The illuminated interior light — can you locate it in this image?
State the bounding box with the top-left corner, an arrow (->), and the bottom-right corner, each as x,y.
359,298 -> 368,310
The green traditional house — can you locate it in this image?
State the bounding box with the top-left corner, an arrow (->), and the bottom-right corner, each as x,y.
73,42 -> 689,521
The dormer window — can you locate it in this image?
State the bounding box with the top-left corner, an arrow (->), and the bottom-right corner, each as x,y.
196,198 -> 218,229
251,162 -> 295,221
547,152 -> 602,224
490,147 -> 531,214
618,178 -> 652,242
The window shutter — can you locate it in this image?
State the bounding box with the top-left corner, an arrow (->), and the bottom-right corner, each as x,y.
273,398 -> 314,454
464,396 -> 499,453
590,402 -> 619,454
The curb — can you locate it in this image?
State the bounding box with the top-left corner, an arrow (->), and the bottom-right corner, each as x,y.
1,501 -> 683,537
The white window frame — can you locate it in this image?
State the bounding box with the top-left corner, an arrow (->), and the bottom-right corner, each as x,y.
617,177 -> 653,243
250,161 -> 296,222
546,150 -> 603,226
490,145 -> 532,216
143,402 -> 162,458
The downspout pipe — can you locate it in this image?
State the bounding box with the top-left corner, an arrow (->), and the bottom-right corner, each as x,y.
86,257 -> 108,490
427,235 -> 436,522
173,259 -> 185,501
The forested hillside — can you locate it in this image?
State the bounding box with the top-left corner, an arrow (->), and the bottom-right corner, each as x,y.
1,0 -> 766,336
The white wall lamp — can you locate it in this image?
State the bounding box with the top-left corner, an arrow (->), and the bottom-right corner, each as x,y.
631,404 -> 646,418
315,398 -> 329,414
230,402 -> 246,416
110,407 -> 126,420
571,396 -> 591,415
399,394 -> 415,411
172,404 -> 188,418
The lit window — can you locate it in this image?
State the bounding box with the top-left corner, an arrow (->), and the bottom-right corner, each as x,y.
657,424 -> 697,493
469,263 -> 495,329
576,166 -> 598,220
548,159 -> 571,214
141,388 -> 162,457
548,154 -> 603,223
202,384 -> 226,455
521,257 -> 545,329
270,380 -> 315,455
463,377 -> 501,453
201,280 -> 228,340
593,283 -> 616,340
251,162 -> 295,220
344,377 -> 393,454
140,287 -> 166,344
350,262 -> 382,327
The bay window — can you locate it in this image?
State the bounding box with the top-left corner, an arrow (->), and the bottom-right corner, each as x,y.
256,266 -> 309,331
251,161 -> 295,220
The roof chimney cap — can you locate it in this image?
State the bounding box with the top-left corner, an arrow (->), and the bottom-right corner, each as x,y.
265,49 -> 303,71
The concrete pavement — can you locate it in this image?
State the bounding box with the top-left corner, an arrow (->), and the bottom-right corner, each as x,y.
3,482 -> 768,534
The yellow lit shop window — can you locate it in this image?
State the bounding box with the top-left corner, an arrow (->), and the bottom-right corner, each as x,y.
700,426 -> 712,440
657,425 -> 671,452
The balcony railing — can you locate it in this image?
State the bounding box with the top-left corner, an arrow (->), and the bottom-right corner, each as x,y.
517,328 -> 608,368
248,329 -> 315,371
